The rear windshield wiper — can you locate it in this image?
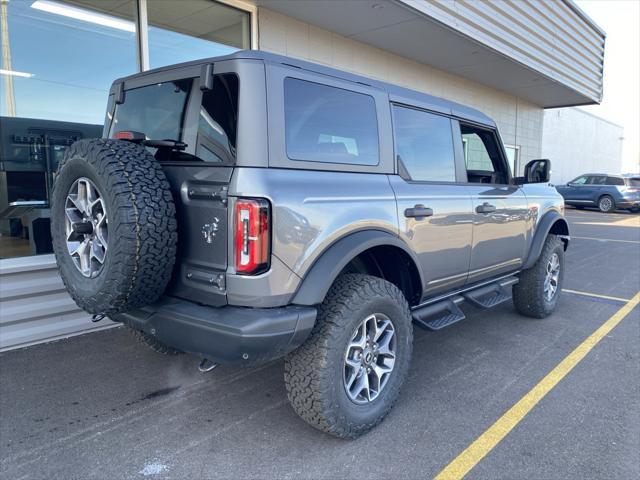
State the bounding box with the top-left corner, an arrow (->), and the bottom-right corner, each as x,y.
113,131 -> 187,151
144,139 -> 187,150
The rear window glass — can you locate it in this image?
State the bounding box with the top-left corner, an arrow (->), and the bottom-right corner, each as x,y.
606,176 -> 625,186
196,74 -> 239,163
109,79 -> 192,141
284,78 -> 379,166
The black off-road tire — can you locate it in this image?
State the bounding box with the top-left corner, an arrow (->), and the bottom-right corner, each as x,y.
284,274 -> 413,439
128,327 -> 183,355
51,139 -> 177,315
513,234 -> 564,318
598,195 -> 615,213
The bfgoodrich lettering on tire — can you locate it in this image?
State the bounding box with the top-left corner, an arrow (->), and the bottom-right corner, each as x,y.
284,274 -> 413,438
51,139 -> 177,315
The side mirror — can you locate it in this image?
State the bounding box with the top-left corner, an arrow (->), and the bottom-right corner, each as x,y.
517,159 -> 551,184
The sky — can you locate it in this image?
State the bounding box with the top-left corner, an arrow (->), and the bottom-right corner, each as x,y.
576,0 -> 640,173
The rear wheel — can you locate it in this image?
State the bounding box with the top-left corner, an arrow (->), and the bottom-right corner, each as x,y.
284,274 -> 413,438
598,195 -> 615,213
513,234 -> 564,318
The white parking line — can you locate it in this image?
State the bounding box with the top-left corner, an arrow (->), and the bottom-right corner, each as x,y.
562,288 -> 631,303
572,236 -> 640,244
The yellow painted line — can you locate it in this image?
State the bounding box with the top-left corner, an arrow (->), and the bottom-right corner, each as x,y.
562,288 -> 631,303
572,235 -> 640,244
434,291 -> 640,480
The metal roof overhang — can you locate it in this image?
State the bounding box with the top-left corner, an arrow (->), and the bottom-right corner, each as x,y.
257,0 -> 605,108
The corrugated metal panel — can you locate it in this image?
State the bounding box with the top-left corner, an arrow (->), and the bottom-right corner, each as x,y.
401,0 -> 605,103
0,255 -> 116,351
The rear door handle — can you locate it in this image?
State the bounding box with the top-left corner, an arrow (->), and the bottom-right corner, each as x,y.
404,204 -> 433,219
476,202 -> 496,214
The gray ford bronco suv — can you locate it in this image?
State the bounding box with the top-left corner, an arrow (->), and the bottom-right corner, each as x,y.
50,51 -> 569,438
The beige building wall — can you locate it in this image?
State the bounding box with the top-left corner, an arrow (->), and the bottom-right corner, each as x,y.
257,7 -> 544,173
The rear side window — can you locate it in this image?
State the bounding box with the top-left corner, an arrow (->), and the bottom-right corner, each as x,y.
606,176 -> 625,186
392,106 -> 455,182
284,78 -> 379,166
588,176 -> 606,185
196,74 -> 239,163
109,79 -> 192,141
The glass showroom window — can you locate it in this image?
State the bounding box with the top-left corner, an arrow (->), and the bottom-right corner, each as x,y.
0,0 -> 137,259
147,0 -> 250,69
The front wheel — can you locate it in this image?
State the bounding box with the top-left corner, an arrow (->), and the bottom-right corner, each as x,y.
513,234 -> 564,318
284,274 -> 413,438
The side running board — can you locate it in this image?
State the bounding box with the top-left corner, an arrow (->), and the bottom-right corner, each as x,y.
462,276 -> 518,309
411,276 -> 519,331
412,296 -> 466,331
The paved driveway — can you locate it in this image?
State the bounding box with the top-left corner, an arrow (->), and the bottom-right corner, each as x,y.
1,209 -> 638,479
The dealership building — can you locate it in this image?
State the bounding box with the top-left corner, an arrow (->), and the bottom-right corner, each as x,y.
0,0 -> 606,349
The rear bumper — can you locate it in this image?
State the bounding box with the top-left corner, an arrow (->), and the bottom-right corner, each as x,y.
617,199 -> 640,209
113,297 -> 317,366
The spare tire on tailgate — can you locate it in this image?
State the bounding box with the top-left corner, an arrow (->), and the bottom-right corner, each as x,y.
51,139 -> 177,315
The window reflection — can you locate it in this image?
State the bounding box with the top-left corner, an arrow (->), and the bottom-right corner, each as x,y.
148,0 -> 250,69
1,0 -> 136,259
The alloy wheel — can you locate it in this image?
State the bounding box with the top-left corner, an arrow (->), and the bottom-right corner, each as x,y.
343,313 -> 396,404
543,252 -> 560,302
64,177 -> 108,278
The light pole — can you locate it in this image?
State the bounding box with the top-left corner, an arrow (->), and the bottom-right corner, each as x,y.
1,0 -> 16,116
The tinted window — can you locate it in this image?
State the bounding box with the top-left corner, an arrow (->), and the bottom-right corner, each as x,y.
588,176 -> 606,185
284,78 -> 379,165
196,74 -> 239,163
606,176 -> 625,186
392,106 -> 455,182
109,79 -> 192,141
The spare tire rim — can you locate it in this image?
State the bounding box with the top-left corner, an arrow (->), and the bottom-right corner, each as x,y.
343,313 -> 396,405
64,177 -> 108,278
544,252 -> 560,302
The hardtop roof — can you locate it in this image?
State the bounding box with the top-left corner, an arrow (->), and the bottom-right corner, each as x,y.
114,50 -> 495,127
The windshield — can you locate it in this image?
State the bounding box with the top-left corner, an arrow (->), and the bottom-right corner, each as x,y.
109,79 -> 193,141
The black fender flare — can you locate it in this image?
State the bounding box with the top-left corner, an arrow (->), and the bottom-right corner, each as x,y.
522,211 -> 570,270
291,230 -> 423,306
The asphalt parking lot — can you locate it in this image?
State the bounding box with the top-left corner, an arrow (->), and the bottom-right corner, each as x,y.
1,208 -> 638,480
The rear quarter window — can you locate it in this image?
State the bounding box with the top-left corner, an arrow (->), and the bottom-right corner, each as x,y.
606,176 -> 625,186
196,73 -> 239,163
284,78 -> 379,166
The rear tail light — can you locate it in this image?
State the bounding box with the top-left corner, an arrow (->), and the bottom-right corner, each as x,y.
234,198 -> 270,275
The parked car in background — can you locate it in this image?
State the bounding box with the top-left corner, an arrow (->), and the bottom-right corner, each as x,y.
555,173 -> 640,212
